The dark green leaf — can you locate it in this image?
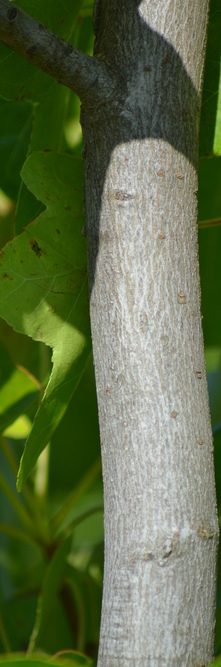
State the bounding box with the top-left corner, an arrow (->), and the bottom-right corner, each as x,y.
198,158 -> 221,345
198,156 -> 221,222
0,98 -> 32,200
29,536 -> 72,651
199,225 -> 221,345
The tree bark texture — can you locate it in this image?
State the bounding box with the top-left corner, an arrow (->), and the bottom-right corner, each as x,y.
80,1 -> 219,665
0,0 -> 218,664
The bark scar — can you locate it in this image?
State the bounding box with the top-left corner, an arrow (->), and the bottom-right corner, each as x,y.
112,190 -> 135,202
8,7 -> 18,21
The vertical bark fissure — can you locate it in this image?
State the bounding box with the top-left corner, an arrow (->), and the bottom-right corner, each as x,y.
81,1 -> 219,664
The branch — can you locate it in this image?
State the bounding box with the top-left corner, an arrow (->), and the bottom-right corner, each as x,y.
0,0 -> 116,105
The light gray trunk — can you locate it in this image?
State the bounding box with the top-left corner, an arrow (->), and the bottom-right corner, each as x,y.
81,1 -> 219,665
0,0 -> 218,663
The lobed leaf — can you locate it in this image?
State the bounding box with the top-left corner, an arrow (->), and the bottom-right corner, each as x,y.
0,151 -> 91,489
15,81 -> 73,234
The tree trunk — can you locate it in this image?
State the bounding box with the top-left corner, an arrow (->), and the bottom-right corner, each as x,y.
81,1 -> 219,664
0,0 -> 218,663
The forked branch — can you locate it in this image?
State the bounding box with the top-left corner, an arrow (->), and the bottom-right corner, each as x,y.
0,0 -> 115,105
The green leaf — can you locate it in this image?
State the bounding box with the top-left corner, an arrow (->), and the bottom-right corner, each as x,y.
0,98 -> 32,201
31,86 -> 71,154
13,0 -> 84,39
0,654 -> 93,666
29,535 -> 72,652
0,152 -> 91,489
0,342 -> 39,433
199,224 -> 221,345
0,44 -> 51,104
3,414 -> 32,439
214,429 -> 221,514
0,0 -> 84,103
50,458 -> 102,537
208,368 -> 221,431
198,157 -> 221,345
49,356 -> 100,495
15,83 -> 75,234
209,658 -> 221,667
214,65 -> 221,155
15,183 -> 45,236
49,651 -> 93,666
199,0 -> 221,156
198,156 -> 221,223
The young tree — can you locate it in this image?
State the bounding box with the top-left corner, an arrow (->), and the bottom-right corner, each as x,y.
0,0 -> 219,665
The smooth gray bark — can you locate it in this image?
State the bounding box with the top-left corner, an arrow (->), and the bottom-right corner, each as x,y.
0,0 -> 219,664
81,1 -> 219,665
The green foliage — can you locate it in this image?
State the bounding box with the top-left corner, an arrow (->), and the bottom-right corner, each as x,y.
0,99 -> 32,201
0,0 -> 220,662
0,150 -> 91,489
0,1 -> 101,662
0,342 -> 39,434
0,0 -> 83,102
0,653 -> 93,666
199,0 -> 221,156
